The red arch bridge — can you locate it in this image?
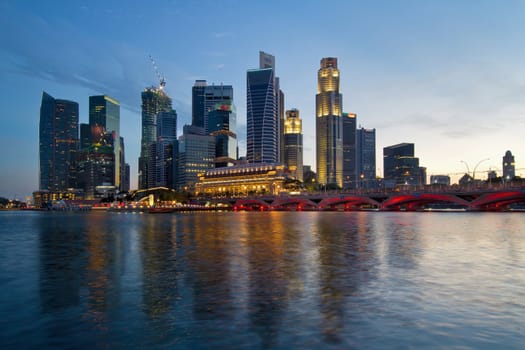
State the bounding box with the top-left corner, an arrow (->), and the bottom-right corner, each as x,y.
207,190 -> 525,212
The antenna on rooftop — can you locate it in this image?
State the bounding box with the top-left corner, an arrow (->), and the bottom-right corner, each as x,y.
149,54 -> 166,89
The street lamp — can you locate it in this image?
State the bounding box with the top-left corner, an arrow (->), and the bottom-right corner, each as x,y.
473,158 -> 490,180
460,160 -> 470,177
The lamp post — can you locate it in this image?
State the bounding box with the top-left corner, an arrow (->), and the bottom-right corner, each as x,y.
460,160 -> 470,178
473,158 -> 490,180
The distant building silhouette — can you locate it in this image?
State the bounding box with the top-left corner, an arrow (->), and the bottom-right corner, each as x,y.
39,91 -> 79,192
177,125 -> 215,191
316,57 -> 343,188
192,80 -> 207,129
208,102 -> 237,168
150,110 -> 178,189
356,127 -> 376,189
383,143 -> 424,186
342,113 -> 357,189
503,150 -> 515,181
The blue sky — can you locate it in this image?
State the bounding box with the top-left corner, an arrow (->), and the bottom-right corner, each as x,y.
1,0 -> 524,199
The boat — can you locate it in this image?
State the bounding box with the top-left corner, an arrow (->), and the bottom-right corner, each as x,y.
148,207 -> 176,214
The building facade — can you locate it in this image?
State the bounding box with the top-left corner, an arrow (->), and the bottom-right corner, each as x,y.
177,125 -> 215,191
76,144 -> 115,199
284,109 -> 303,182
192,80 -> 207,129
139,86 -> 173,189
383,143 -> 423,186
39,91 -> 79,192
208,102 -> 237,168
356,127 -> 376,189
316,57 -> 343,188
342,112 -> 357,189
150,110 -> 178,189
88,95 -> 122,189
503,150 -> 515,181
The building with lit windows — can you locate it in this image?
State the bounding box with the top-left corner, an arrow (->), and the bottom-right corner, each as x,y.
76,144 -> 115,199
89,95 -> 123,190
247,51 -> 283,164
284,109 -> 303,182
39,91 -> 79,192
192,80 -> 207,129
195,163 -> 287,197
383,143 -> 424,186
342,112 -> 357,189
356,127 -> 376,189
208,102 -> 237,168
503,150 -> 515,181
139,86 -> 173,189
150,110 -> 178,189
316,57 -> 343,188
177,125 -> 215,191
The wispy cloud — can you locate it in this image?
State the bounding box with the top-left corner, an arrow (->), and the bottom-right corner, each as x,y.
212,31 -> 232,38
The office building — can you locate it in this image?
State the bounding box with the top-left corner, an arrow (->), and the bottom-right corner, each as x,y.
139,86 -> 173,189
89,95 -> 122,189
316,57 -> 343,188
177,125 -> 215,191
149,110 -> 178,189
503,150 -> 515,181
342,112 -> 357,189
192,80 -> 207,129
76,144 -> 115,199
356,127 -> 376,188
383,143 -> 424,186
39,91 -> 79,192
247,51 -> 283,164
208,102 -> 237,167
284,109 -> 303,182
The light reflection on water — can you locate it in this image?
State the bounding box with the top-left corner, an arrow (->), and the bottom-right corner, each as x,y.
1,211 -> 524,349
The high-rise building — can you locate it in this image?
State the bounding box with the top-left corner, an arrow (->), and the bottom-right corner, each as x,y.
149,110 -> 178,189
247,51 -> 282,164
192,80 -> 207,129
177,125 -> 215,191
139,86 -> 173,189
383,143 -> 423,186
89,95 -> 121,189
503,150 -> 515,181
342,113 -> 357,189
204,84 -> 233,134
76,144 -> 115,199
284,109 -> 303,182
356,127 -> 376,188
39,91 -> 79,192
316,57 -> 343,188
208,102 -> 237,168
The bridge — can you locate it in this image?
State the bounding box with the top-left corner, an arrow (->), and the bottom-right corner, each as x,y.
204,188 -> 525,212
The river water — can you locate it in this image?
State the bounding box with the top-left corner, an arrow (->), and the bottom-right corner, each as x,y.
1,210 -> 524,349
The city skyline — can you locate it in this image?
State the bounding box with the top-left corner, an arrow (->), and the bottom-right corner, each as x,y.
1,0 -> 525,199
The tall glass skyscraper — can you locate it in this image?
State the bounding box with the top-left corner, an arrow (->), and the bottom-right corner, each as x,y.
247,51 -> 281,164
342,112 -> 357,189
177,125 -> 215,190
208,102 -> 237,168
150,110 -> 177,188
383,143 -> 422,186
284,109 -> 303,182
192,80 -> 207,129
356,127 -> 376,188
316,57 -> 343,188
39,92 -> 79,192
139,86 -> 173,189
89,95 -> 121,189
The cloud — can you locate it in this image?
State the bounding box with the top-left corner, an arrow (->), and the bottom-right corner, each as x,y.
212,32 -> 232,38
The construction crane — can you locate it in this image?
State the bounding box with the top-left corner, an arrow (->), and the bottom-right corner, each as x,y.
149,54 -> 166,89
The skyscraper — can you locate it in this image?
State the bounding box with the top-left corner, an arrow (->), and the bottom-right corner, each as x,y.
246,51 -> 281,164
39,91 -> 79,192
356,127 -> 376,188
177,125 -> 215,190
89,95 -> 121,189
503,150 -> 515,181
208,102 -> 237,168
316,57 -> 343,188
139,86 -> 173,189
284,109 -> 303,182
342,112 -> 357,189
148,110 -> 178,188
192,80 -> 207,129
204,84 -> 233,133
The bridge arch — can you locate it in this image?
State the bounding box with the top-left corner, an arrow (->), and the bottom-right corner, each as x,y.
469,191 -> 525,211
233,198 -> 270,211
318,195 -> 380,211
271,197 -> 318,211
381,193 -> 469,211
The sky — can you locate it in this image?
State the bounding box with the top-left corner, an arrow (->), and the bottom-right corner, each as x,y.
1,0 -> 524,200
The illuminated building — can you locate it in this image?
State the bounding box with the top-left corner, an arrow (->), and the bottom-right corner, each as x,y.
76,144 -> 115,199
139,86 -> 173,189
284,109 -> 303,182
195,163 -> 287,196
316,57 -> 343,188
192,80 -> 234,134
39,91 -> 79,192
356,127 -> 376,188
342,112 -> 357,189
383,143 -> 424,186
503,150 -> 515,181
177,125 -> 215,191
208,102 -> 237,167
430,175 -> 450,186
89,95 -> 123,190
247,51 -> 283,164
